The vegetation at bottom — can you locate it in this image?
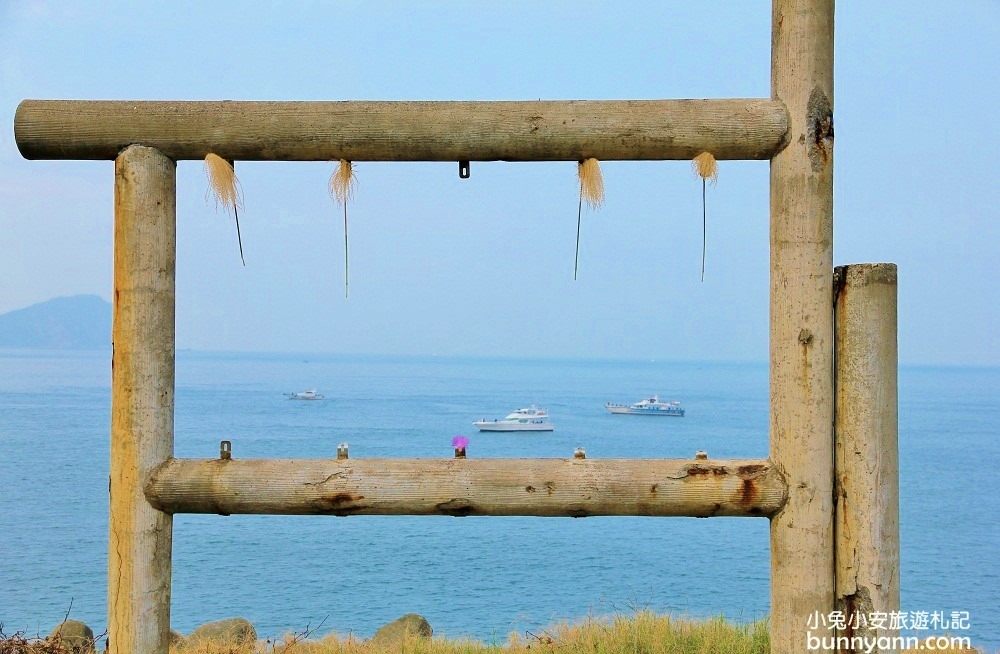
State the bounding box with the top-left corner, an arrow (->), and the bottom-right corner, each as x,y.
174,613 -> 771,654
0,612 -> 983,653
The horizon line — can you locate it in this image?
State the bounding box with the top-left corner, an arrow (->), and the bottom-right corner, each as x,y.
1,346 -> 998,371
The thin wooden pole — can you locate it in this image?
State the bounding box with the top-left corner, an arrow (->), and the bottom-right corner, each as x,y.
834,264 -> 900,653
145,457 -> 787,518
769,1 -> 836,652
109,145 -> 176,654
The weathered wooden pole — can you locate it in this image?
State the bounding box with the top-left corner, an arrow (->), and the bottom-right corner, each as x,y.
769,0 -> 836,652
14,98 -> 788,162
834,264 -> 900,653
109,145 -> 176,654
145,457 -> 787,518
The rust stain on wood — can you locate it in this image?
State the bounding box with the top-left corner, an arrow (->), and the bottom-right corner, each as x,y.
697,502 -> 723,518
736,478 -> 759,507
435,498 -> 475,516
314,492 -> 366,515
807,86 -> 834,172
326,492 -> 363,505
685,464 -> 727,476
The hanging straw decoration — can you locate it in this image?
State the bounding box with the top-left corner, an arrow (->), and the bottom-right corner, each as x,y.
204,153 -> 246,265
692,152 -> 718,282
574,158 -> 605,280
329,159 -> 357,297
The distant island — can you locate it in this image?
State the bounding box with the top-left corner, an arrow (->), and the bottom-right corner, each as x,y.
0,295 -> 112,349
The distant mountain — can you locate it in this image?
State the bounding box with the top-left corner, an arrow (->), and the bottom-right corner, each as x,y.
0,295 -> 112,349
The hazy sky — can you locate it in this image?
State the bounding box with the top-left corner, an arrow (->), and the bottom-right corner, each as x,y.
1,1 -> 997,365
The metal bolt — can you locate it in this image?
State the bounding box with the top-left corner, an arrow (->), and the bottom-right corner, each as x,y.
695,450 -> 708,460
574,447 -> 586,459
337,442 -> 349,460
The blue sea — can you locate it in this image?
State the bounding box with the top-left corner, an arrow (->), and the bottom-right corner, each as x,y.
0,351 -> 997,648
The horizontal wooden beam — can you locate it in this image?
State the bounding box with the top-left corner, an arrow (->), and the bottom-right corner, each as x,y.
144,457 -> 786,518
15,99 -> 788,162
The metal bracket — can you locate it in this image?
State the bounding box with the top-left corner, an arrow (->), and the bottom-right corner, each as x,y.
220,440 -> 232,460
459,160 -> 470,178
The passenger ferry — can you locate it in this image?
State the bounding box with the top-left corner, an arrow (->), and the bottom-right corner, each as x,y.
604,395 -> 684,416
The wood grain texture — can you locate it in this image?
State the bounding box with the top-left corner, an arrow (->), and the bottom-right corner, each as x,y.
768,1 -> 836,652
145,458 -> 786,518
109,145 -> 175,654
834,264 -> 900,653
14,99 -> 788,161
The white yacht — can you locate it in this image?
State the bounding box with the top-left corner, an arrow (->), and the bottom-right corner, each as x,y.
287,389 -> 324,400
474,406 -> 554,431
605,395 -> 684,416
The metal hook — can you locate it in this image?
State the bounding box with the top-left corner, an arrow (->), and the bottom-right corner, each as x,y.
220,440 -> 232,460
459,160 -> 470,179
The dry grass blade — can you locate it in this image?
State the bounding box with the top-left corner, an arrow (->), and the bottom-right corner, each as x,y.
205,153 -> 243,209
578,158 -> 605,209
204,153 -> 246,265
329,160 -> 357,298
691,152 -> 718,282
329,160 -> 356,207
574,158 -> 605,280
692,151 -> 718,185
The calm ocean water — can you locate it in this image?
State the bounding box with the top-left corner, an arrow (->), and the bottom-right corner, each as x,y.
0,351 -> 996,648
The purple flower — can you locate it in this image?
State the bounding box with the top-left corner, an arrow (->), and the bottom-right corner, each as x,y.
452,435 -> 469,449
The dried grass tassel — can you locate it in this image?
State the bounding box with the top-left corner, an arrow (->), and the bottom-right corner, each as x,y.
692,152 -> 718,282
575,158 -> 605,280
204,153 -> 245,265
329,159 -> 357,297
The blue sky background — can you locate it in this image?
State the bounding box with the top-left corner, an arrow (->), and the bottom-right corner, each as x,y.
1,1 -> 996,365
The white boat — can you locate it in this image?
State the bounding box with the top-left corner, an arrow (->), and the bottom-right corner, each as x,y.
287,389 -> 324,400
605,395 -> 684,416
474,406 -> 554,431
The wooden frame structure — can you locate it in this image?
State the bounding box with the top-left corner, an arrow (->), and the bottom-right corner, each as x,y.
14,2 -> 901,652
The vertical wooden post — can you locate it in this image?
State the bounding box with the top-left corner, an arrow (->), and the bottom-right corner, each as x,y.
769,1 -> 835,652
834,264 -> 900,653
109,145 -> 176,654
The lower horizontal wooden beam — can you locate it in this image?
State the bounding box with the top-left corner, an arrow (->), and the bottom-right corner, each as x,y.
145,457 -> 786,518
15,99 -> 788,162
